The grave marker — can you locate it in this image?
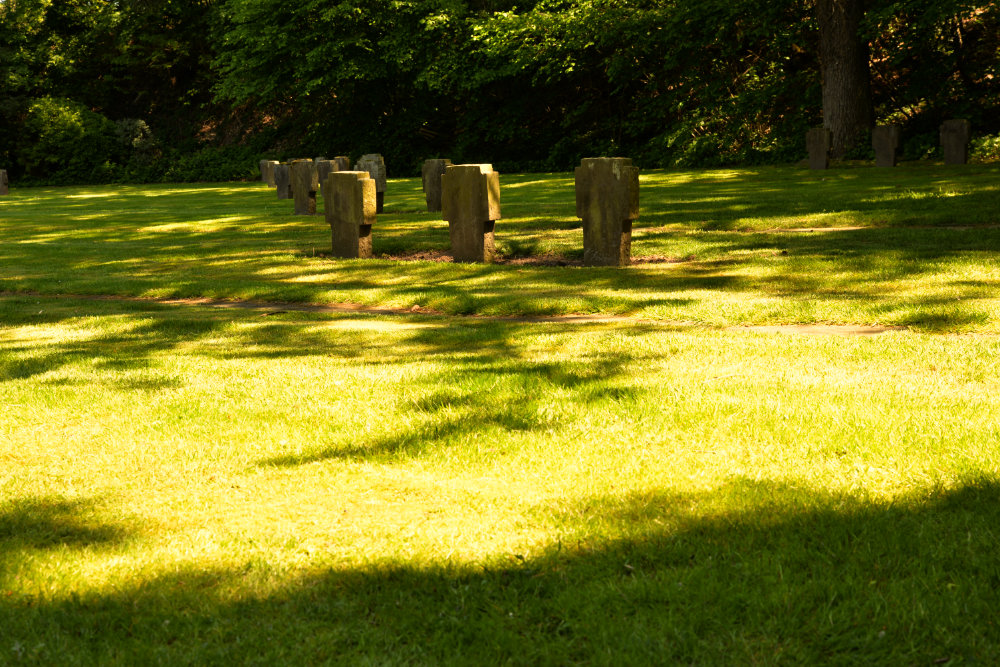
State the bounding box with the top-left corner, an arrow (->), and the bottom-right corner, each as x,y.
355,154 -> 387,213
290,159 -> 318,215
575,157 -> 639,267
264,160 -> 280,187
940,119 -> 971,165
325,171 -> 377,259
806,128 -> 831,170
316,159 -> 335,200
422,159 -> 452,212
441,164 -> 500,263
872,125 -> 901,167
274,163 -> 292,199
0,169 -> 8,196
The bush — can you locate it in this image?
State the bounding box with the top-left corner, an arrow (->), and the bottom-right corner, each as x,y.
16,97 -> 119,184
11,98 -> 262,184
971,134 -> 1000,162
160,145 -> 259,183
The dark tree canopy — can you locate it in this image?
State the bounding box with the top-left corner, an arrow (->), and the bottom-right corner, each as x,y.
1,0 -> 997,183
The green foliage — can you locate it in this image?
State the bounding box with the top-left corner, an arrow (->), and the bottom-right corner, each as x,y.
971,134 -> 1000,161
12,98 -> 257,185
16,97 -> 119,184
1,0 -> 997,183
160,145 -> 260,183
867,0 -> 1000,142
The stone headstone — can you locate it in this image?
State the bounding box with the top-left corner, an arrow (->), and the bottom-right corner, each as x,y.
422,159 -> 452,212
263,160 -> 279,187
316,159 -> 334,200
806,128 -> 831,170
940,119 -> 971,165
441,164 -> 500,263
575,157 -> 639,267
290,159 -> 318,215
0,169 -> 8,196
274,163 -> 292,200
259,159 -> 270,183
872,125 -> 901,167
325,171 -> 377,259
355,154 -> 387,213
333,156 -> 351,171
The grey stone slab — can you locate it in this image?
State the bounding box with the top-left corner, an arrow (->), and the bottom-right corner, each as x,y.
422,159 -> 452,212
325,171 -> 377,259
872,125 -> 901,167
333,156 -> 351,171
0,169 -> 8,196
266,160 -> 280,187
441,164 -> 500,263
316,159 -> 334,200
274,164 -> 292,199
575,157 -> 639,267
806,128 -> 831,170
290,159 -> 317,215
940,119 -> 971,165
355,154 -> 387,213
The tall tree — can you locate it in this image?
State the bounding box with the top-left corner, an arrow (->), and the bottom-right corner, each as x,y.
815,0 -> 873,157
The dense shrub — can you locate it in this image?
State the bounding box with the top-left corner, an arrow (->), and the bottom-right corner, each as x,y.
11,103 -> 259,185
16,97 -> 119,184
160,145 -> 260,183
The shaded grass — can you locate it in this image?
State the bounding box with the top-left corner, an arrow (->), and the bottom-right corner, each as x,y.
2,296 -> 1000,662
1,165 -> 999,331
5,481 -> 1000,664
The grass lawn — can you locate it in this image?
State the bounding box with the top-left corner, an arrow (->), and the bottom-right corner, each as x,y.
2,164 -> 1000,663
2,163 -> 999,331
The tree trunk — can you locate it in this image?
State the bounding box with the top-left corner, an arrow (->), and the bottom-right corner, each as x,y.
815,0 -> 873,158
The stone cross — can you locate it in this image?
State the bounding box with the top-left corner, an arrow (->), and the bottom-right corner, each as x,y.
0,169 -> 8,196
806,128 -> 831,170
940,120 -> 971,165
325,171 -> 377,259
872,125 -> 901,167
575,157 -> 639,267
355,154 -> 387,213
422,159 -> 452,212
290,159 -> 318,215
274,163 -> 292,200
441,164 -> 501,263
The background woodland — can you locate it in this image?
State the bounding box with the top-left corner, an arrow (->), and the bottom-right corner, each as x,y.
1,0 -> 998,184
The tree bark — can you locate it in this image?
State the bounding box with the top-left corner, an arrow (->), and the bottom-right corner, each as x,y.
815,0 -> 873,158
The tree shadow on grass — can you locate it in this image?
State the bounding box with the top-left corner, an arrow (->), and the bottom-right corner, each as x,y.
0,297 -> 225,387
3,478 -> 999,663
0,496 -> 136,591
0,497 -> 128,551
257,325 -> 656,466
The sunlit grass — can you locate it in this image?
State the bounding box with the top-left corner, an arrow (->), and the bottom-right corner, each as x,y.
2,166 -> 1000,662
2,296 -> 1000,662
1,165 -> 999,331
